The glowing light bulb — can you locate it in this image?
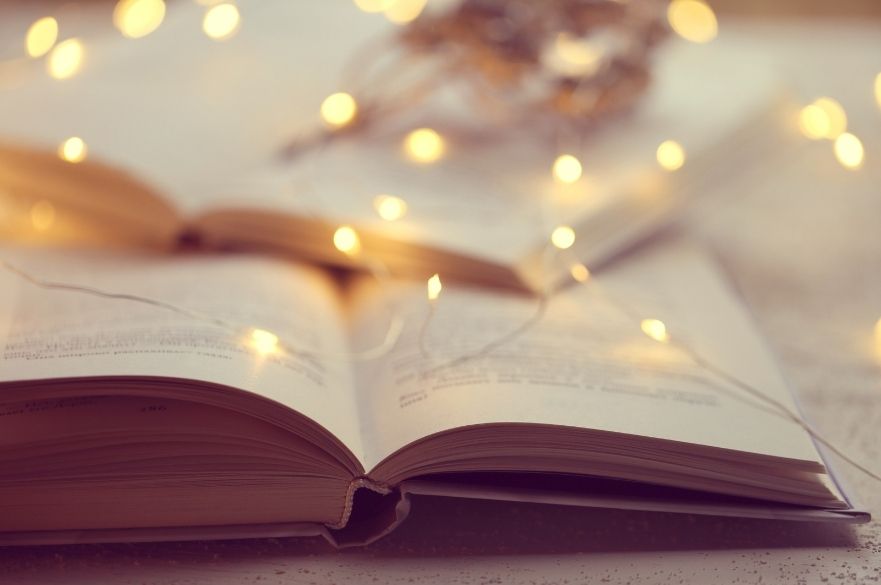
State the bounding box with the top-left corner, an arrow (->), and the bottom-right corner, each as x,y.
656,140 -> 685,171
58,137 -> 87,163
570,263 -> 590,283
333,225 -> 361,256
815,98 -> 847,138
373,194 -> 407,221
641,318 -> 669,343
552,154 -> 583,183
667,0 -> 718,44
353,0 -> 395,13
248,328 -> 279,355
47,38 -> 84,80
544,33 -> 603,77
798,97 -> 847,140
551,226 -> 576,250
403,128 -> 445,164
875,73 -> 881,110
384,0 -> 427,24
320,92 -> 358,128
799,98 -> 847,140
834,132 -> 864,170
25,17 -> 58,58
202,3 -> 240,41
427,273 -> 442,301
113,0 -> 166,39
798,104 -> 831,140
30,200 -> 56,231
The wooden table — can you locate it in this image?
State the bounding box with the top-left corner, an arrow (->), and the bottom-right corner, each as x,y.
1,19 -> 880,585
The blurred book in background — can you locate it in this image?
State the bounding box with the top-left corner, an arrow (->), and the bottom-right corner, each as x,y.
0,1 -> 795,290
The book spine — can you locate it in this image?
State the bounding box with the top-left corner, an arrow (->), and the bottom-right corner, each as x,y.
324,478 -> 412,548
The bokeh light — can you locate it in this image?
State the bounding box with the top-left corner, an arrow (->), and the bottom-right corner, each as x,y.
667,0 -> 718,44
113,0 -> 166,39
403,128 -> 446,164
203,3 -> 241,41
656,140 -> 685,171
47,38 -> 84,80
25,17 -> 58,58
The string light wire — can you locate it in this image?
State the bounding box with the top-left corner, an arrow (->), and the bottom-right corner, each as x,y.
1,1 -> 877,486
553,248 -> 881,484
10,241 -> 873,484
0,256 -> 404,363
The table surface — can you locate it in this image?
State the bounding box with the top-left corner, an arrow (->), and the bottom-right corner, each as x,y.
2,18 -> 881,585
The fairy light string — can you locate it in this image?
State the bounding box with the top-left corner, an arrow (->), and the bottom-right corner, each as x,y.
1,1 -> 879,486
551,247 -> 881,484
0,254 -> 404,363
2,230 -> 880,485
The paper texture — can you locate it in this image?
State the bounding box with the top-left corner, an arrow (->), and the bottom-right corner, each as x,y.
351,240 -> 825,470
0,250 -> 365,462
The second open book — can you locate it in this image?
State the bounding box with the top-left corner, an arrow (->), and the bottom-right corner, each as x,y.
0,1 -> 787,290
0,237 -> 868,546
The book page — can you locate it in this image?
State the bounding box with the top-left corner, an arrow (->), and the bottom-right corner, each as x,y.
349,239 -> 824,471
0,249 -> 364,462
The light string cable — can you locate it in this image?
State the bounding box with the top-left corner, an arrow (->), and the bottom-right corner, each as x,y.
6,1 -> 877,483
414,186 -> 558,373
278,38 -> 459,162
555,248 -> 881,484
5,239 -> 878,484
417,265 -> 552,371
0,256 -> 403,363
273,93 -> 411,362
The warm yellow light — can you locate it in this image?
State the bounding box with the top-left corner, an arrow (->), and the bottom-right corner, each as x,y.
403,128 -> 446,164
47,38 -> 84,80
58,137 -> 87,163
815,98 -> 847,138
552,154 -> 583,184
544,33 -> 604,78
333,225 -> 361,255
427,273 -> 442,301
875,73 -> 881,110
373,194 -> 408,221
202,3 -> 240,41
799,98 -> 847,140
30,200 -> 56,232
798,104 -> 830,140
875,318 -> 881,347
641,318 -> 669,343
25,17 -> 58,58
248,328 -> 279,355
570,263 -> 591,283
354,0 -> 395,13
320,92 -> 358,128
667,0 -> 718,44
656,140 -> 686,171
551,226 -> 576,250
113,0 -> 166,39
834,132 -> 864,170
384,0 -> 427,24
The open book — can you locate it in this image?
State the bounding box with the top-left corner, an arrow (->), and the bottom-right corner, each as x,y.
0,2 -> 789,290
0,237 -> 868,547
